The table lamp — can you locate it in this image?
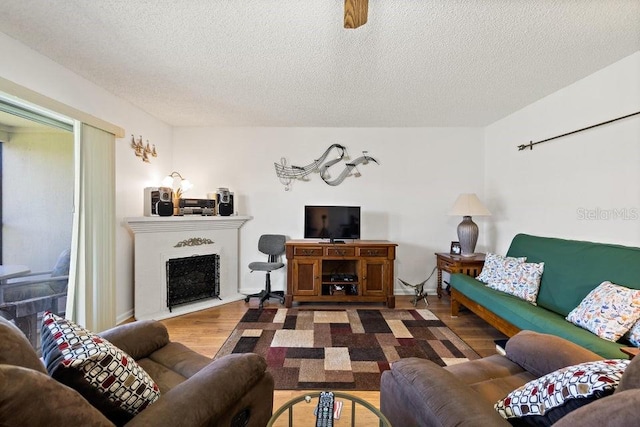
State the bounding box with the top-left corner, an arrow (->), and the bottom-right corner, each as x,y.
162,171 -> 193,198
449,193 -> 491,257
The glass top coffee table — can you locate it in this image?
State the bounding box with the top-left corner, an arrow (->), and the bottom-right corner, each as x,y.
268,391 -> 391,427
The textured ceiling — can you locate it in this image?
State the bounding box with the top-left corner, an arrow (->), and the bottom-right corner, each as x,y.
1,1 -> 639,127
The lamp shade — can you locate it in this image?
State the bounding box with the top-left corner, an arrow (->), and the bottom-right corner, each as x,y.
449,193 -> 491,217
161,175 -> 175,188
179,179 -> 193,193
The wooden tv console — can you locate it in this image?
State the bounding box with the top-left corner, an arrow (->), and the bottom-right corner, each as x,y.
284,240 -> 397,308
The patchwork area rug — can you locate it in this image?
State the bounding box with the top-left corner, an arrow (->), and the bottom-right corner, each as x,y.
214,308 -> 479,390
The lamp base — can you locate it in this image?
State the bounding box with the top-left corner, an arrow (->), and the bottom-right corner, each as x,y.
457,216 -> 479,257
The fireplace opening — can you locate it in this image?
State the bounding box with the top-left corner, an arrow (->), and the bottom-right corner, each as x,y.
166,254 -> 221,311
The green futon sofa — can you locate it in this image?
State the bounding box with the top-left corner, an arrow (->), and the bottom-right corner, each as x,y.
451,234 -> 640,358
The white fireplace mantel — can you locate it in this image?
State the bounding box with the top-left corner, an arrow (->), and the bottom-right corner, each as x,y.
125,216 -> 251,321
125,215 -> 251,233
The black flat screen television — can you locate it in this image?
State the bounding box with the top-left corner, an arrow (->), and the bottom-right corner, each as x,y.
304,205 -> 361,243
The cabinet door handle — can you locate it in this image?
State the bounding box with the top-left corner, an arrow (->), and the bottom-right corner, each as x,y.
337,250 -> 345,256
366,250 -> 378,256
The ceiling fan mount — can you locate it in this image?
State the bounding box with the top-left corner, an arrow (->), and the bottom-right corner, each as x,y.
344,0 -> 368,29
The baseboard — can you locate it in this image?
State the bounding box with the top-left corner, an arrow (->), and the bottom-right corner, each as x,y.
239,287 -> 285,295
241,288 -> 437,297
116,309 -> 134,325
393,287 -> 437,296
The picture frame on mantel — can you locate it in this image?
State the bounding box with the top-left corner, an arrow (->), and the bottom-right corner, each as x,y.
450,241 -> 461,255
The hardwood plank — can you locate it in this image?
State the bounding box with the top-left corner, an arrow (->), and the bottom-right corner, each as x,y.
159,294 -> 507,420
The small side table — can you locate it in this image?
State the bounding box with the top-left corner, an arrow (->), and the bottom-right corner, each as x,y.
435,253 -> 485,298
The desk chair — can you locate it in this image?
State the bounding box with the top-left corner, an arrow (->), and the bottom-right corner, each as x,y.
245,234 -> 286,309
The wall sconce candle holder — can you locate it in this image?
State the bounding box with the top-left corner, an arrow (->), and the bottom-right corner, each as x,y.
131,134 -> 158,163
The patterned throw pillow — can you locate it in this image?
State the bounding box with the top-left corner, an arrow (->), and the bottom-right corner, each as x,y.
476,252 -> 527,284
486,261 -> 545,305
625,320 -> 640,347
41,312 -> 160,424
495,359 -> 629,422
566,281 -> 640,342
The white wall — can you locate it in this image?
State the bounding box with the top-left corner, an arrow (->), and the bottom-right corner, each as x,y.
0,33 -> 174,322
172,127 -> 485,295
2,129 -> 73,271
3,29 -> 636,320
484,51 -> 640,253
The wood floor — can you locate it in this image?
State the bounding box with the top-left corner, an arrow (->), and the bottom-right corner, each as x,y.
160,294 -> 507,418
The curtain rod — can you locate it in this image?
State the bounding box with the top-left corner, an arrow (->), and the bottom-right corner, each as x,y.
517,110 -> 640,151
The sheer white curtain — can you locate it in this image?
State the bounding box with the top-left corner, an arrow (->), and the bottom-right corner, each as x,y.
65,122 -> 116,332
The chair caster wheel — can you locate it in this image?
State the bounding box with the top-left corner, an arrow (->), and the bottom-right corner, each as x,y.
258,303 -> 264,309
244,297 -> 250,302
280,298 -> 285,304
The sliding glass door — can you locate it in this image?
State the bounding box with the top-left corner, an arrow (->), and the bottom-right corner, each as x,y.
0,107 -> 73,350
0,89 -> 118,350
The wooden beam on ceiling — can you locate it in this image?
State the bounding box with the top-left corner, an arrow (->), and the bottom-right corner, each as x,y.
344,0 -> 368,29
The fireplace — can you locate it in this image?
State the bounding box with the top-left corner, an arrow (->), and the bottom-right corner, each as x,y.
166,254 -> 221,311
125,215 -> 251,321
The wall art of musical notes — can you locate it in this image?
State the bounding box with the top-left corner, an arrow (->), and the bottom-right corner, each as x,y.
274,144 -> 378,191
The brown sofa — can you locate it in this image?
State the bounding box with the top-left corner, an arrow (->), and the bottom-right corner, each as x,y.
0,316 -> 274,426
380,330 -> 640,426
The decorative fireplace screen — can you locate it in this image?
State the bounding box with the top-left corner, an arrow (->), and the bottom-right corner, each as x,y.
166,254 -> 220,311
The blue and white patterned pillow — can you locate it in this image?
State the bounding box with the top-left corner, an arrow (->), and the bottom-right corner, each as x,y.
566,281 -> 640,342
486,261 -> 545,304
476,253 -> 527,284
625,320 -> 640,347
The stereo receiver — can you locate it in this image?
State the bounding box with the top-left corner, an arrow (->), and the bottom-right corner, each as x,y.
178,198 -> 216,216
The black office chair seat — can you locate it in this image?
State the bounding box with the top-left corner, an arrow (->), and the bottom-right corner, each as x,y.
245,235 -> 286,308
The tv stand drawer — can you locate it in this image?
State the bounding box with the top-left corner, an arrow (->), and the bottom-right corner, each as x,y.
294,247 -> 323,257
326,247 -> 355,257
357,247 -> 389,257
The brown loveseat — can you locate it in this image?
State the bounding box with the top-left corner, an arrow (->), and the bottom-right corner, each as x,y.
0,316 -> 274,426
380,330 -> 640,426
